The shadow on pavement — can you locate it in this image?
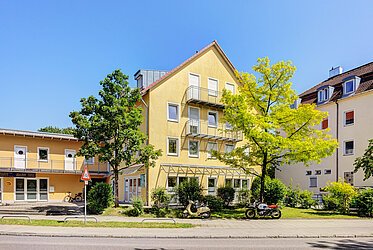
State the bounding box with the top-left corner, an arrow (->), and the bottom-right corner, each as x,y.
307,239 -> 373,249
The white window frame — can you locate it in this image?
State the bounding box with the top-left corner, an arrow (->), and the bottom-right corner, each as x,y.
14,145 -> 28,168
343,140 -> 354,156
37,147 -> 49,162
306,170 -> 312,176
318,88 -> 329,102
309,177 -> 317,188
343,109 -> 355,127
208,77 -> 219,97
14,177 -> 49,202
84,157 -> 95,165
167,137 -> 179,156
225,144 -> 234,153
207,142 -> 218,159
167,102 -> 180,122
225,82 -> 235,94
344,80 -> 355,95
166,176 -> 177,192
188,140 -> 199,158
208,110 -> 218,128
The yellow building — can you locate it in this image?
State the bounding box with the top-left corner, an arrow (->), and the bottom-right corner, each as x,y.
277,62 -> 373,196
119,41 -> 258,205
0,129 -> 109,203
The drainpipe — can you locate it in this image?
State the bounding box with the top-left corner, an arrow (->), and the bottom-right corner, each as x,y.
141,96 -> 150,206
336,100 -> 339,182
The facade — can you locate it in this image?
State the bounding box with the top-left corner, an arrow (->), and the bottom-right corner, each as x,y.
276,62 -> 373,194
0,129 -> 109,203
118,41 -> 259,204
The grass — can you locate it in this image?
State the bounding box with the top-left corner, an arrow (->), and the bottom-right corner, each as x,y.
211,207 -> 362,220
0,219 -> 194,228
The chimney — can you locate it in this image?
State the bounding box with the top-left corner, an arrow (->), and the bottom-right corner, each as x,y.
329,66 -> 343,78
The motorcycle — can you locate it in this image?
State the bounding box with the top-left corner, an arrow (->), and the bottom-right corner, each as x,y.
182,200 -> 211,218
245,201 -> 281,219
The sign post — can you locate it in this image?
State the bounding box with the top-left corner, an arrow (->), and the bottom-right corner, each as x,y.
81,166 -> 91,224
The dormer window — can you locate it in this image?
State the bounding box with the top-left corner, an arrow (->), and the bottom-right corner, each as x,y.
317,86 -> 333,103
343,76 -> 360,96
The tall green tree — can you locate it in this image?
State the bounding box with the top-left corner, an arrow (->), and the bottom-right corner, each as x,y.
213,58 -> 337,203
70,69 -> 162,207
354,139 -> 373,180
38,126 -> 75,135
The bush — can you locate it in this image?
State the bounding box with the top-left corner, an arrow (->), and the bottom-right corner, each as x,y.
202,195 -> 224,212
175,178 -> 203,207
217,186 -> 235,207
87,182 -> 114,214
126,196 -> 144,217
151,187 -> 171,209
354,188 -> 373,217
323,181 -> 357,214
251,176 -> 286,204
299,190 -> 316,209
284,186 -> 316,209
237,189 -> 251,208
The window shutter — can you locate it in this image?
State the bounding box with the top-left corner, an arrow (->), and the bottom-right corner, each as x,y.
322,119 -> 328,129
346,111 -> 354,120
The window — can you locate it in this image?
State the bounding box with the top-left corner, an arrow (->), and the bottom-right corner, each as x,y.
315,170 -> 321,175
225,122 -> 232,130
84,157 -> 94,165
225,144 -> 234,153
322,118 -> 328,129
306,170 -> 312,176
178,176 -> 188,185
344,111 -> 354,126
234,179 -> 241,189
225,178 -> 232,187
225,83 -> 235,93
189,177 -> 199,184
309,177 -> 317,188
318,88 -> 329,102
167,138 -> 179,156
208,78 -> 218,96
324,169 -> 332,175
242,179 -> 249,189
207,142 -> 217,159
188,140 -> 199,157
208,111 -> 218,127
344,80 -> 355,94
344,171 -> 354,185
37,147 -> 49,162
344,140 -> 354,155
167,103 -> 179,122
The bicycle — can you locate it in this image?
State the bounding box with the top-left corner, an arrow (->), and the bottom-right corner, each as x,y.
64,192 -> 83,202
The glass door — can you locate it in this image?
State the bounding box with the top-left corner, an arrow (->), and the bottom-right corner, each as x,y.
189,74 -> 200,99
39,179 -> 48,201
26,179 -> 37,201
189,107 -> 200,134
208,178 -> 216,195
15,178 -> 25,201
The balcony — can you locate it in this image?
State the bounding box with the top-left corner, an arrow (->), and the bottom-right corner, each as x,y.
0,157 -> 110,175
185,120 -> 242,142
185,86 -> 225,108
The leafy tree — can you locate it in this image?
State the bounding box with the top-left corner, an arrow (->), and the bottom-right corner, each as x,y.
70,70 -> 162,207
251,176 -> 286,204
323,181 -> 357,214
38,126 -> 76,135
217,186 -> 235,207
213,58 -> 337,202
354,139 -> 373,180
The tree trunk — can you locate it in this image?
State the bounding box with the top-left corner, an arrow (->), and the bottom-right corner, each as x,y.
260,153 -> 268,203
114,168 -> 119,208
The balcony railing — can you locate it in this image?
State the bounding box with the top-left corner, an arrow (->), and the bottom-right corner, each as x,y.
185,120 -> 242,142
186,86 -> 225,108
0,157 -> 109,175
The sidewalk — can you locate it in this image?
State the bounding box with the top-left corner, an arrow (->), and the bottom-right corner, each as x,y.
0,214 -> 372,239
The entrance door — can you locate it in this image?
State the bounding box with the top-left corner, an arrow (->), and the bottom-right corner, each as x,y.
189,107 -> 200,134
124,179 -> 129,202
189,74 -> 200,99
124,177 -> 140,202
26,179 -> 37,201
64,149 -> 76,171
15,178 -> 25,201
208,178 -> 216,195
14,146 -> 27,169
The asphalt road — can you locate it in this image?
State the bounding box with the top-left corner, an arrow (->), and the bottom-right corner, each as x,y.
1,235 -> 373,250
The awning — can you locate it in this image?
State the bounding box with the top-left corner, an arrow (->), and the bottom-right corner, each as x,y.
121,164 -> 144,175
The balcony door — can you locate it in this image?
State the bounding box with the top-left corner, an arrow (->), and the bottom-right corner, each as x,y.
14,146 -> 27,169
188,107 -> 200,134
64,149 -> 76,171
189,73 -> 200,99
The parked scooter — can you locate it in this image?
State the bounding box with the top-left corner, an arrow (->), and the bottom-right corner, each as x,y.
245,201 -> 281,219
182,200 -> 211,218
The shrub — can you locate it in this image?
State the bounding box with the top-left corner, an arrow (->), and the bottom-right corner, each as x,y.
299,190 -> 316,209
251,176 -> 286,204
323,181 -> 357,214
126,196 -> 144,217
284,186 -> 300,208
217,186 -> 235,207
151,187 -> 171,209
87,182 -> 114,214
175,178 -> 203,207
202,195 -> 224,211
237,188 -> 251,208
354,188 -> 373,217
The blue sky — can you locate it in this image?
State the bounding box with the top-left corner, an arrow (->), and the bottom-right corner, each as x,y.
1,0 -> 372,131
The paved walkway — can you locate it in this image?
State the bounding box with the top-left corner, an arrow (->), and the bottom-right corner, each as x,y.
0,214 -> 372,238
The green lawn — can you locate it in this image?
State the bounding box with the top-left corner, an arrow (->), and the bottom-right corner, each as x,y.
0,219 -> 194,228
211,207 -> 361,219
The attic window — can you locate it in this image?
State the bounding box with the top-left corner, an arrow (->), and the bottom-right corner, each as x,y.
318,88 -> 330,103
344,80 -> 355,94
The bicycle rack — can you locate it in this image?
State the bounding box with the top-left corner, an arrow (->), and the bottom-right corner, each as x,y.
1,215 -> 31,222
141,218 -> 176,224
63,216 -> 98,223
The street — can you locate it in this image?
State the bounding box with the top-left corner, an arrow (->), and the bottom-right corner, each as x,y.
0,235 -> 373,250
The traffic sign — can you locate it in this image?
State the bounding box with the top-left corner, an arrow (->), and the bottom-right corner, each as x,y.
81,166 -> 91,181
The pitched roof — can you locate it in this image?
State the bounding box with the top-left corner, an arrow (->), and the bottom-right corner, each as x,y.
300,61 -> 373,104
141,40 -> 238,94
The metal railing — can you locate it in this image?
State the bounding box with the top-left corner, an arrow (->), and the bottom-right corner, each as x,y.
185,120 -> 242,142
185,86 -> 224,107
0,157 -> 109,174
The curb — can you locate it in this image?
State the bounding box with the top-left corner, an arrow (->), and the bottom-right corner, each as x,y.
0,231 -> 372,239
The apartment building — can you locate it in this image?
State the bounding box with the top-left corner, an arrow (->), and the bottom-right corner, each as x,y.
0,129 -> 109,203
118,41 -> 258,204
276,62 -> 373,194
